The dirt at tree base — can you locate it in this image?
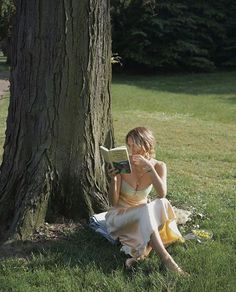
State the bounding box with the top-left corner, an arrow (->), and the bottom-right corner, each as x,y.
0,221 -> 84,260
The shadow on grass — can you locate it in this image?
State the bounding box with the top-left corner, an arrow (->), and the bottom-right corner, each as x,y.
112,71 -> 236,99
0,57 -> 9,76
224,95 -> 236,104
0,226 -> 127,275
0,71 -> 9,79
0,224 -> 185,281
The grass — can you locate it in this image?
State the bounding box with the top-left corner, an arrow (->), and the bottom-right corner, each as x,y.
112,71 -> 236,124
0,51 -> 9,72
0,58 -> 236,291
0,52 -> 9,158
0,97 -> 8,156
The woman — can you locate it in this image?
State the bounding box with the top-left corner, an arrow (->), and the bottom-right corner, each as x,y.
105,127 -> 187,275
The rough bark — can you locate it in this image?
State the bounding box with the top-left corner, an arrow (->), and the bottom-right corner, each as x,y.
0,0 -> 113,242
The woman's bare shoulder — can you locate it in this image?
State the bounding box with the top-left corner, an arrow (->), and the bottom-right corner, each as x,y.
151,159 -> 167,170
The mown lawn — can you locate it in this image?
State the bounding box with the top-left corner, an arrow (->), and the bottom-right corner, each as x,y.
0,52 -> 9,72
0,67 -> 236,291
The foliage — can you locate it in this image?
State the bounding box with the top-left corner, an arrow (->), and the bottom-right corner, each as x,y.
111,0 -> 236,71
215,0 -> 236,68
0,0 -> 15,41
0,0 -> 15,63
1,1 -> 235,71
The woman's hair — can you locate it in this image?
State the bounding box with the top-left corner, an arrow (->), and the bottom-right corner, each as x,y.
125,127 -> 156,158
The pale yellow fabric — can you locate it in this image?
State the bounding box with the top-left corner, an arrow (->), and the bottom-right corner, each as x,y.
105,181 -> 184,258
121,179 -> 153,198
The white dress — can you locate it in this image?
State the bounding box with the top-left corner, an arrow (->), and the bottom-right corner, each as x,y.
105,179 -> 184,258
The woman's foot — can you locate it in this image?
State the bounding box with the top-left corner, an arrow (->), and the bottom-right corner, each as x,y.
163,256 -> 189,276
125,257 -> 138,270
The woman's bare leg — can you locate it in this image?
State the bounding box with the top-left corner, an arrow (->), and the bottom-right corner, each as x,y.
150,230 -> 187,275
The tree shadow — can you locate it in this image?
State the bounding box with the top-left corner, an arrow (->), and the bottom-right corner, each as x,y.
223,95 -> 236,104
0,223 -> 189,285
0,71 -> 9,80
0,225 -> 126,275
112,71 -> 236,98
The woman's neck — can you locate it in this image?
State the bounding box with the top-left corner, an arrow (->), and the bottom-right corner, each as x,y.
133,165 -> 144,174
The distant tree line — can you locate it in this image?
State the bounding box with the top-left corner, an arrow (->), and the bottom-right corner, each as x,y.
1,0 -> 235,72
111,0 -> 236,72
0,0 -> 15,63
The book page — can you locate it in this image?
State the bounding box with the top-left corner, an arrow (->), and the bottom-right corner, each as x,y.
109,147 -> 131,173
99,146 -> 111,163
109,148 -> 128,162
100,145 -> 131,173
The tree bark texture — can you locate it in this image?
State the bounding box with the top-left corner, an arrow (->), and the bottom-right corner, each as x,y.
0,0 -> 113,241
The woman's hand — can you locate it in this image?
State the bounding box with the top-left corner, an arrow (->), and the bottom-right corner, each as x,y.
107,166 -> 121,207
132,155 -> 153,171
107,166 -> 119,180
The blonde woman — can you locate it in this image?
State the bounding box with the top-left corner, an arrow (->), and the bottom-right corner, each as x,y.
105,127 -> 188,275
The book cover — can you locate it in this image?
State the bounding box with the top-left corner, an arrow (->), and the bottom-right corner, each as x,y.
100,146 -> 132,174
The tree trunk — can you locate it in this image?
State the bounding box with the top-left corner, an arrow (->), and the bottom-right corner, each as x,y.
0,0 -> 113,242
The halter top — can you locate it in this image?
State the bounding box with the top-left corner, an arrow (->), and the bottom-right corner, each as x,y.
121,179 -> 153,197
119,179 -> 153,206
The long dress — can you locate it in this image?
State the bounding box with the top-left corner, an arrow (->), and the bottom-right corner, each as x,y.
105,179 -> 184,259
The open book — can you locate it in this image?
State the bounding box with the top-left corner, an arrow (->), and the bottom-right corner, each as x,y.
100,145 -> 132,174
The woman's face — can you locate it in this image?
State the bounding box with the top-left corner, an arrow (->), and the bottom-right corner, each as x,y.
127,137 -> 144,156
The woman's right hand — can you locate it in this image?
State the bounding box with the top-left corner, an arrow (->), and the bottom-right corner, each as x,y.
107,167 -> 121,207
107,167 -> 119,180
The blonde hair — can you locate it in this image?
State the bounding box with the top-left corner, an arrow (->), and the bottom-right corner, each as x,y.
125,127 -> 156,158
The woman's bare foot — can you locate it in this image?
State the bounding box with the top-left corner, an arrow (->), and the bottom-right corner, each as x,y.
125,257 -> 138,270
163,256 -> 189,276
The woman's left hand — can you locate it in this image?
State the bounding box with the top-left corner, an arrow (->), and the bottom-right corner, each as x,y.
132,155 -> 153,171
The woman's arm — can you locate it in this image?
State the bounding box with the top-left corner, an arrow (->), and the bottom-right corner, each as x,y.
108,171 -> 121,207
132,155 -> 167,198
147,162 -> 167,198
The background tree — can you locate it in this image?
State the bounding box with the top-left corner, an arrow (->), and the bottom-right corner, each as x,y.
0,0 -> 113,242
111,0 -> 236,72
0,0 -> 15,63
215,0 -> 236,68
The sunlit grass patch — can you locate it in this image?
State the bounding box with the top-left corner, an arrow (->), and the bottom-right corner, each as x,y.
0,98 -> 9,158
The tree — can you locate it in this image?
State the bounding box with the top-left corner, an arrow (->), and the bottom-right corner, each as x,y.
215,0 -> 236,68
0,0 -> 15,63
111,0 -> 236,72
0,0 -> 113,242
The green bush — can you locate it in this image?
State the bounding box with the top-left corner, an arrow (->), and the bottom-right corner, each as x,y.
111,0 -> 236,72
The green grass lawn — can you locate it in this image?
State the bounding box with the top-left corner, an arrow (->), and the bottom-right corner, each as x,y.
0,52 -> 9,157
0,51 -> 9,72
0,68 -> 236,291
